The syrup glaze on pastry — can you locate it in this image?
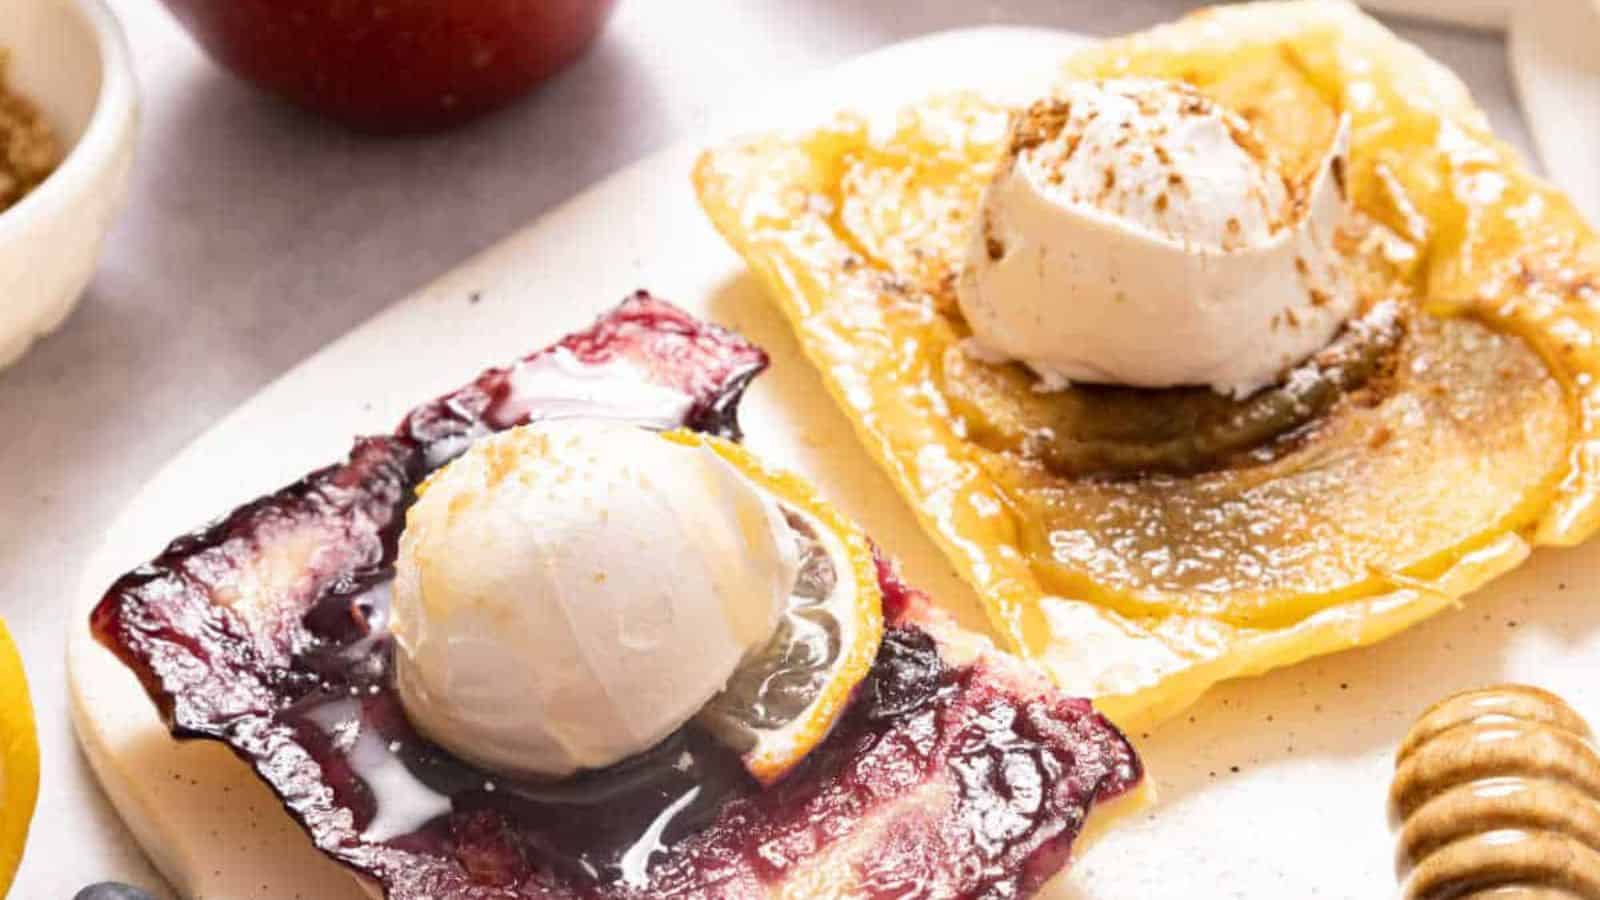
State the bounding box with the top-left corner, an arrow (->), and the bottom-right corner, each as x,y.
694,0 -> 1600,727
1393,686 -> 1600,899
91,295 -> 1146,899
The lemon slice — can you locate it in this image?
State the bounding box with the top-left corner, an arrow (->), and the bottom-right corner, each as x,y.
665,431 -> 885,786
0,617 -> 38,894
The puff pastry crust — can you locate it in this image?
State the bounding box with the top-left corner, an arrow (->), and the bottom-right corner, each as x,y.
695,0 -> 1600,727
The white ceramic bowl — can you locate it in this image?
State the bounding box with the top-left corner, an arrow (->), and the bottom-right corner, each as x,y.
0,0 -> 137,370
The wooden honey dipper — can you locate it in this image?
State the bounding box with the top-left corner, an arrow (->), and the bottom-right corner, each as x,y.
1392,685 -> 1600,899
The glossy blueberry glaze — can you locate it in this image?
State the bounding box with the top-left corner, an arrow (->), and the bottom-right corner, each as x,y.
92,295 -> 1141,899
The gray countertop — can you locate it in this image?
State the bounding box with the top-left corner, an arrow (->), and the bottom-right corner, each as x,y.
0,2 -> 1529,895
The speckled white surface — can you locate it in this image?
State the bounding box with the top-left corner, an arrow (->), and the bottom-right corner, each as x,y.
2,2 -> 1541,897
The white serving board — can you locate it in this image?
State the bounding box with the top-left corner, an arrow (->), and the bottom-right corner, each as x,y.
1359,0 -> 1509,29
66,25 -> 1600,900
1510,0 -> 1600,227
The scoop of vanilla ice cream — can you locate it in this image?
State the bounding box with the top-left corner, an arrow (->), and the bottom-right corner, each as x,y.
958,79 -> 1357,397
390,420 -> 799,778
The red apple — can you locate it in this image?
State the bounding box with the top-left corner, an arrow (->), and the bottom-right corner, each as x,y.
159,0 -> 619,133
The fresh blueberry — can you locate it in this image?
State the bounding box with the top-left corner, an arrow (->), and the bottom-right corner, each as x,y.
74,884 -> 156,900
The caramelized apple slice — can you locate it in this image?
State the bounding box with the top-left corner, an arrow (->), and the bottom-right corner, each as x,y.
941,301 -> 1405,477
694,2 -> 1600,727
996,311 -> 1566,630
91,295 -> 1145,899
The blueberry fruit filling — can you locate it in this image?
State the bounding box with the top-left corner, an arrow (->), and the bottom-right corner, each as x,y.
92,294 -> 1143,899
